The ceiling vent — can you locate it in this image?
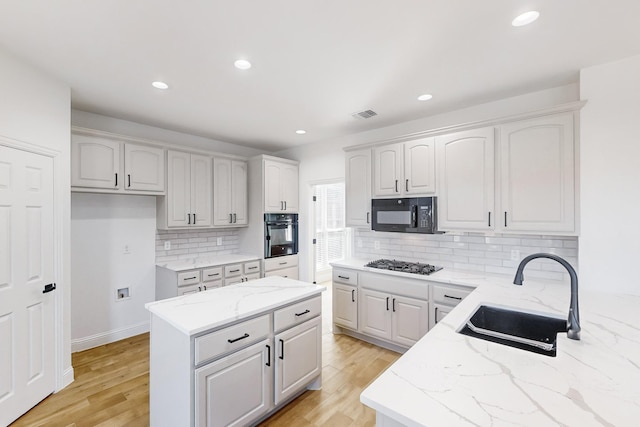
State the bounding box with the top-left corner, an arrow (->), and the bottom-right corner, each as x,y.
351,109 -> 378,120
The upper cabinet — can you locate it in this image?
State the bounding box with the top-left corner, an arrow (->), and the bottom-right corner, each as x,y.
373,138 -> 436,197
436,127 -> 496,231
71,132 -> 164,193
436,112 -> 577,235
345,148 -> 372,228
264,159 -> 299,213
158,150 -> 212,229
213,158 -> 248,226
499,113 -> 575,233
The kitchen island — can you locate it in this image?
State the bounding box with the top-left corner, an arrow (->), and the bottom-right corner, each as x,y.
146,276 -> 325,427
355,268 -> 640,426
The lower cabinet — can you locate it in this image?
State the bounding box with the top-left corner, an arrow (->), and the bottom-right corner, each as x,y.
195,339 -> 272,427
429,284 -> 473,329
274,316 -> 322,405
333,282 -> 358,330
360,288 -> 429,348
263,255 -> 299,280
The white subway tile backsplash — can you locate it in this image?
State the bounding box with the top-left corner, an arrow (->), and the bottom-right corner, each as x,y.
156,228 -> 241,262
353,230 -> 578,282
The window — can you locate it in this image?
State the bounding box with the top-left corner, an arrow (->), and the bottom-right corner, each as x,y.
314,182 -> 348,278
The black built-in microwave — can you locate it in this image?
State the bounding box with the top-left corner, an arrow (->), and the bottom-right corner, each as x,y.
371,197 -> 439,234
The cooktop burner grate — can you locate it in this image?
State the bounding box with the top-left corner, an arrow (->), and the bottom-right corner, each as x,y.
365,259 -> 443,275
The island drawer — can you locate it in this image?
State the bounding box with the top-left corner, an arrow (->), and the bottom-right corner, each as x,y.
202,267 -> 223,282
274,295 -> 321,333
194,314 -> 271,365
333,268 -> 358,286
178,270 -> 201,286
432,285 -> 472,306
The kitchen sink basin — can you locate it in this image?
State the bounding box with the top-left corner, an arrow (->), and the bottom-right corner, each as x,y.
458,305 -> 567,357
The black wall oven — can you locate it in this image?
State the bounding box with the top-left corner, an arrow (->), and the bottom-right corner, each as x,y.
264,213 -> 299,258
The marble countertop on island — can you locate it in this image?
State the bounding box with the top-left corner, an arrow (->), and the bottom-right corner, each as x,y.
156,253 -> 261,272
145,276 -> 325,335
356,264 -> 640,426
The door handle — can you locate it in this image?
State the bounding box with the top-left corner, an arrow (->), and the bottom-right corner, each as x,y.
266,345 -> 271,367
392,298 -> 396,312
279,339 -> 284,360
193,213 -> 196,224
488,211 -> 491,227
405,179 -> 409,192
188,213 -> 191,225
114,173 -> 118,187
229,213 -> 233,223
386,297 -> 389,311
351,289 -> 355,302
366,212 -> 370,224
43,283 -> 56,294
435,307 -> 439,324
233,213 -> 237,223
280,201 -> 284,210
504,211 -> 507,227
128,174 -> 131,188
284,201 -> 287,211
395,180 -> 398,192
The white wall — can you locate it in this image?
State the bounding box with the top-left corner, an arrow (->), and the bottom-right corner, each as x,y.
0,47 -> 72,388
71,194 -> 156,351
72,109 -> 265,157
579,55 -> 640,295
276,84 -> 580,282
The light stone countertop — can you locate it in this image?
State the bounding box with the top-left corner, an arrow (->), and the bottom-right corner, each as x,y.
156,253 -> 261,272
336,258 -> 640,426
145,276 -> 325,336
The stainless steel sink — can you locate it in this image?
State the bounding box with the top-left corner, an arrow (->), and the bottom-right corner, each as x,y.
458,305 -> 567,357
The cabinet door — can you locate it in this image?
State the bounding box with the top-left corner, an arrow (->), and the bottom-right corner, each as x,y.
195,339 -> 272,427
231,160 -> 248,224
404,138 -> 436,195
391,295 -> 429,347
191,154 -> 212,227
178,283 -> 202,296
359,288 -> 392,340
333,283 -> 358,330
166,150 -> 191,227
264,266 -> 298,279
437,127 -> 495,231
71,135 -> 120,189
500,113 -> 575,233
433,304 -> 451,326
345,149 -> 372,227
373,143 -> 402,197
274,316 -> 321,405
124,143 -> 164,192
213,158 -> 233,226
281,163 -> 299,212
264,160 -> 283,212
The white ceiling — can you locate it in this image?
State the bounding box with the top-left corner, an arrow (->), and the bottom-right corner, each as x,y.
1,1 -> 639,152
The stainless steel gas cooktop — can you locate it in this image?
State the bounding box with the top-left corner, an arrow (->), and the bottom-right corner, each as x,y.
365,259 -> 443,276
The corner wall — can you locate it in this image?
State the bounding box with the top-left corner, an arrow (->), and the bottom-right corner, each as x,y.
579,54 -> 640,294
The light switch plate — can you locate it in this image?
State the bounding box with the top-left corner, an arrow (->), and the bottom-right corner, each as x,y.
164,241 -> 171,250
217,237 -> 223,246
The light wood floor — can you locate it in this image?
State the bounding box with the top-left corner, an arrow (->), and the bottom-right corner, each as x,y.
12,291 -> 400,426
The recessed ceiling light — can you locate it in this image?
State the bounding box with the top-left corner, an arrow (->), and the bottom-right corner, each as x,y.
234,59 -> 252,70
295,130 -> 306,135
152,81 -> 169,90
512,11 -> 540,27
417,94 -> 433,101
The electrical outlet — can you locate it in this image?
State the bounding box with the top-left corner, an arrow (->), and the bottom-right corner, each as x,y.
357,239 -> 363,248
217,237 -> 223,246
164,241 -> 171,250
511,249 -> 520,261
374,240 -> 380,250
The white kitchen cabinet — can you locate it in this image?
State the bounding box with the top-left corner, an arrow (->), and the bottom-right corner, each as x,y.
71,133 -> 164,193
274,316 -> 322,406
263,255 -> 299,280
372,138 -> 436,198
159,150 -> 212,228
429,284 -> 473,329
499,113 -> 575,233
436,127 -> 495,231
264,159 -> 299,213
345,148 -> 372,228
213,157 -> 248,227
359,288 -> 429,347
195,339 -> 272,427
224,261 -> 261,285
332,268 -> 358,330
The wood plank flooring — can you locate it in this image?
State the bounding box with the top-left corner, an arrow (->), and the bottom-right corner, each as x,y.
11,288 -> 400,427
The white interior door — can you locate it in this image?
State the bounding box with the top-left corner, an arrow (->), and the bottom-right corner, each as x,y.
0,146 -> 55,426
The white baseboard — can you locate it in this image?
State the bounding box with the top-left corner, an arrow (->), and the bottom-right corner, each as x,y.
71,321 -> 150,353
60,366 -> 75,391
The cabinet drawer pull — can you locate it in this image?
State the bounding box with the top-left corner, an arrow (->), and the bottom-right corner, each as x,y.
444,294 -> 463,301
203,285 -> 207,290
279,262 -> 287,265
351,289 -> 355,302
227,333 -> 250,344
229,269 -> 240,273
207,273 -> 220,277
386,297 -> 390,311
248,266 -> 258,270
279,339 -> 284,360
295,309 -> 310,317
338,275 -> 349,280
128,174 -> 131,188
198,286 -> 202,291
183,276 -> 197,280
266,344 -> 271,367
